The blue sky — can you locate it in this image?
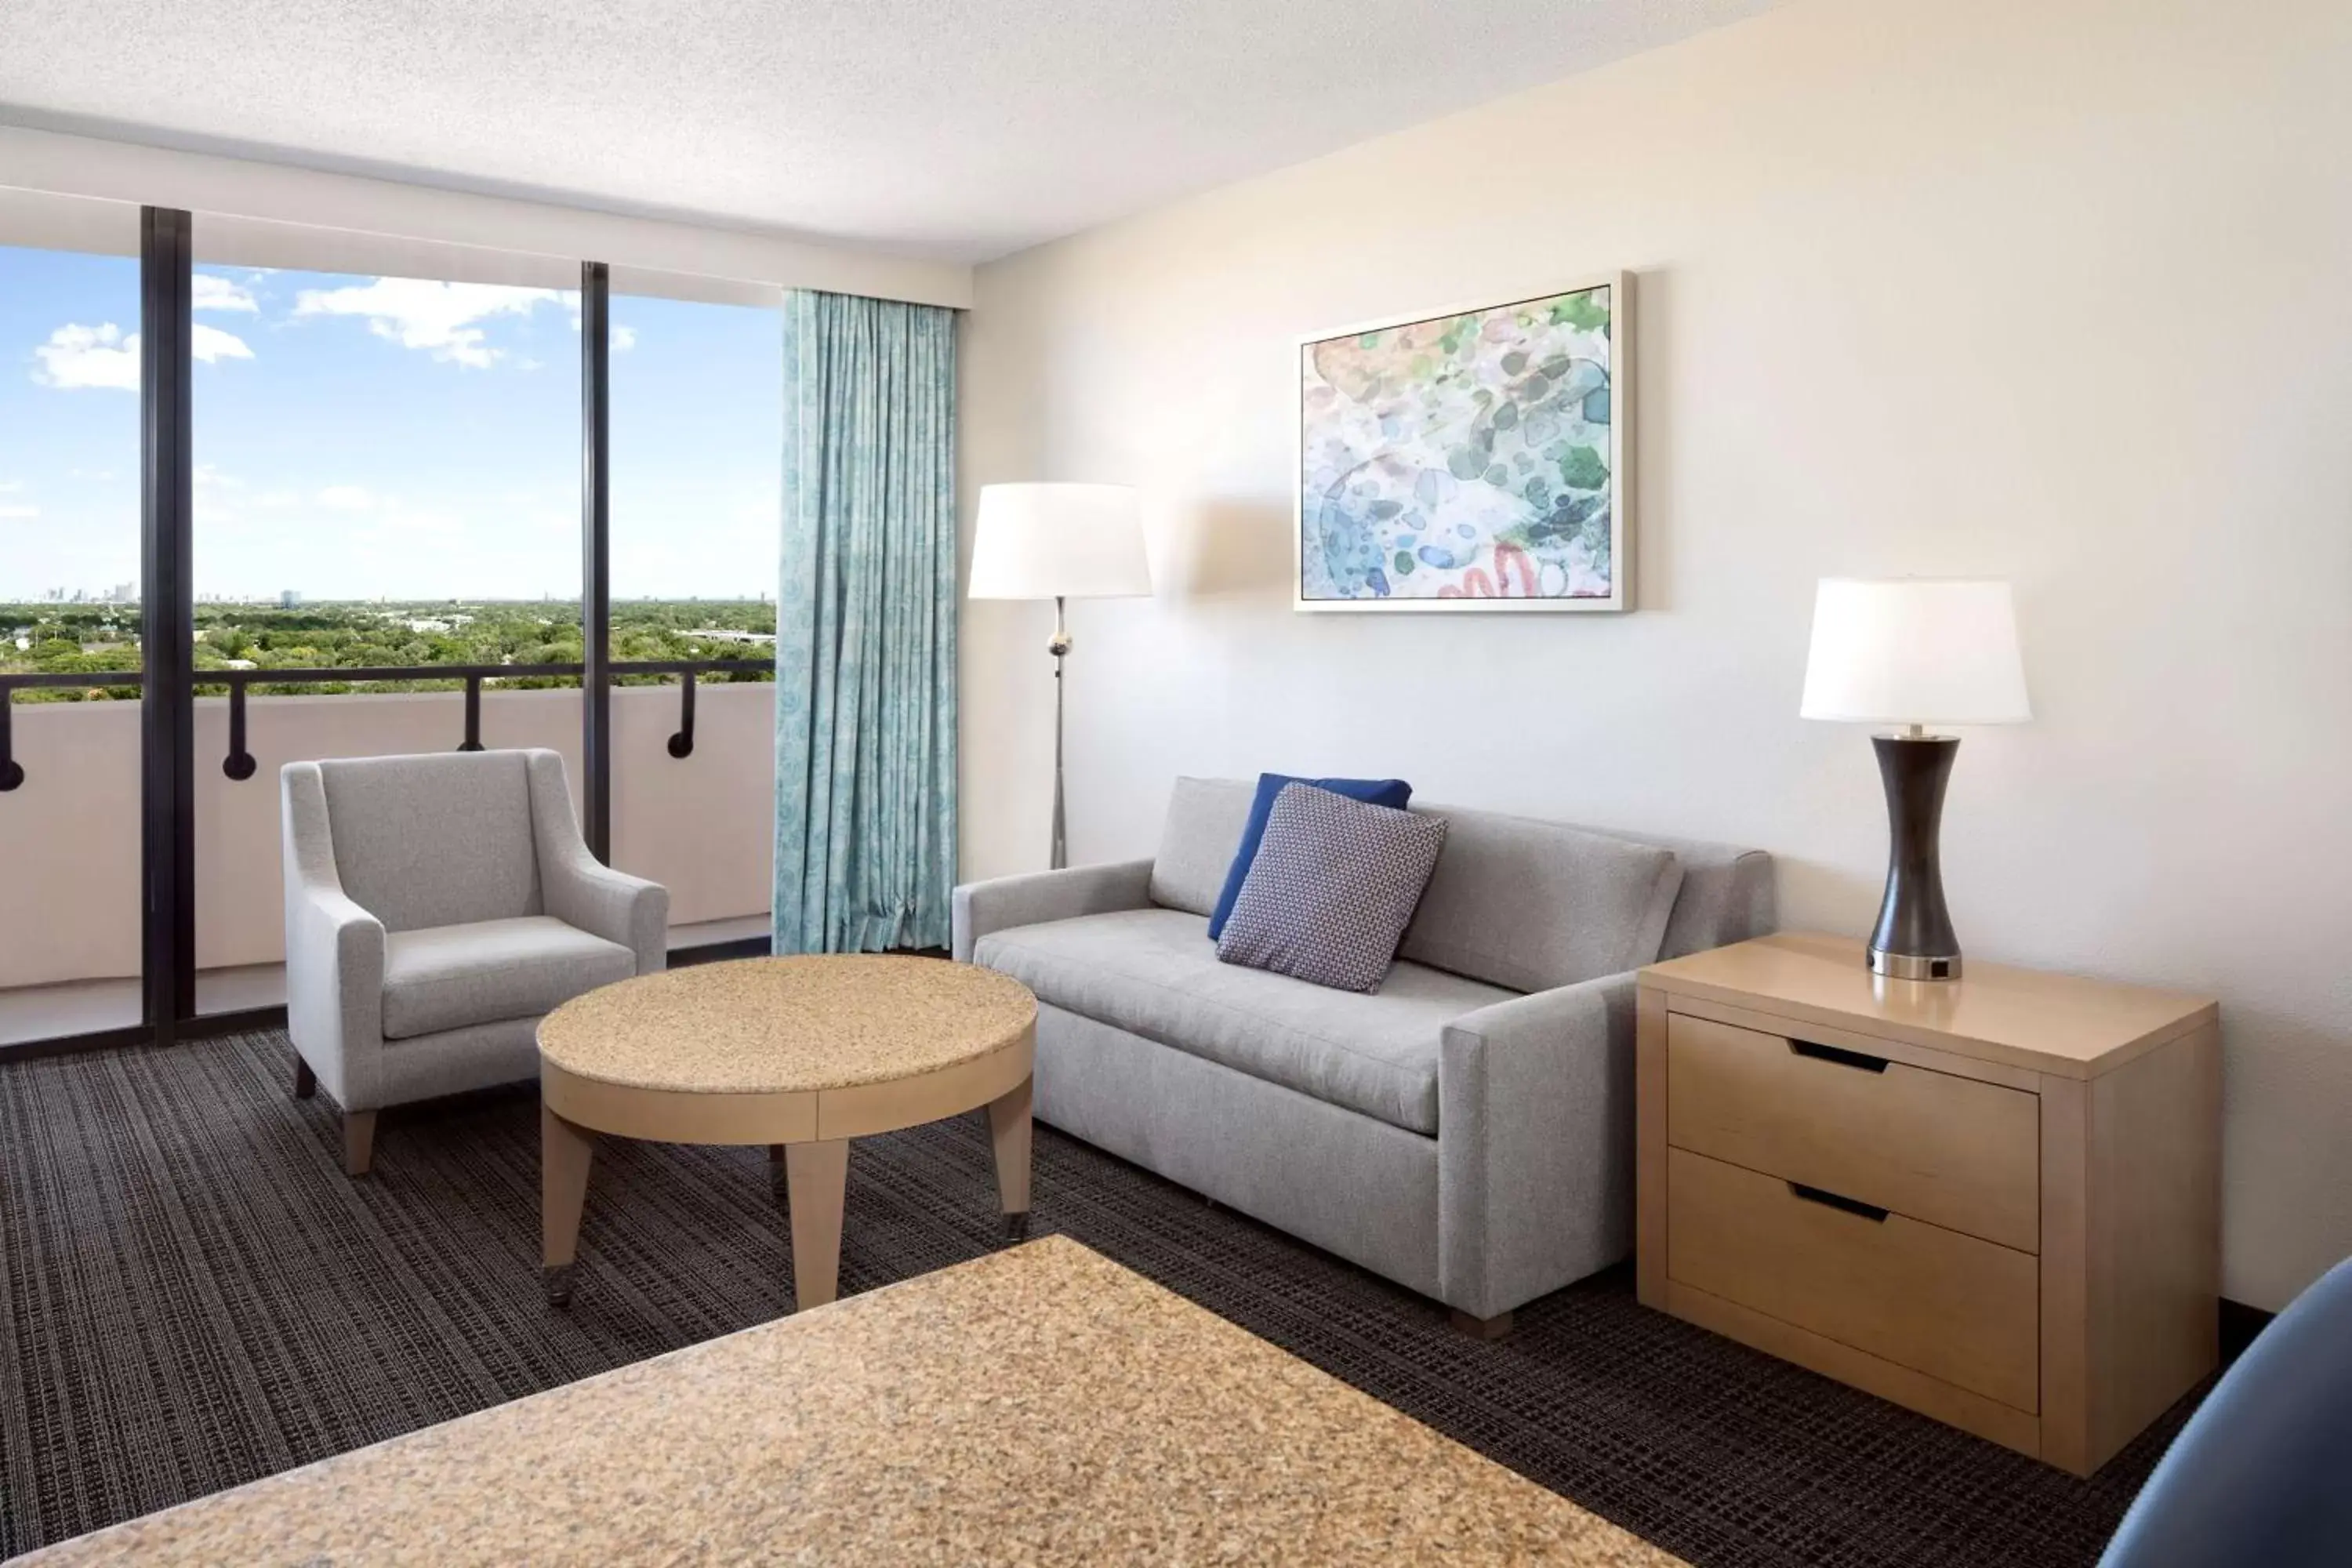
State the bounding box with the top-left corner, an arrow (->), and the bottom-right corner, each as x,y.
0,243 -> 781,602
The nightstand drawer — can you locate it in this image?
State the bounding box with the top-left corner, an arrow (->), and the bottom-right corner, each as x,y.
1665,1011 -> 2041,1252
1665,1147 -> 2039,1413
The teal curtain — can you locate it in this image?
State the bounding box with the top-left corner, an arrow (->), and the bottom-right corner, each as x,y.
773,290 -> 958,954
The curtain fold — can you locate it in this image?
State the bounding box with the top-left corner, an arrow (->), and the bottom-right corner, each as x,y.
773,290 -> 957,954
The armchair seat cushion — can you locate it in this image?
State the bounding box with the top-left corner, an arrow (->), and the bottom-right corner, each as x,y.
381,916 -> 637,1041
975,908 -> 1512,1134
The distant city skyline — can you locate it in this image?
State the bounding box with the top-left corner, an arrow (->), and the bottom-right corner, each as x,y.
0,244 -> 782,602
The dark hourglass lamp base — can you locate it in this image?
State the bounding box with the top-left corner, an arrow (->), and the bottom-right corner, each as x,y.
1867,733 -> 1964,982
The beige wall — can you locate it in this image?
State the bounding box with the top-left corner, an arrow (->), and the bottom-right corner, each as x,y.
0,683 -> 775,985
959,0 -> 2352,1309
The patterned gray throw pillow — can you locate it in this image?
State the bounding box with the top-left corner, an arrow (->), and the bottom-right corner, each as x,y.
1215,782 -> 1450,993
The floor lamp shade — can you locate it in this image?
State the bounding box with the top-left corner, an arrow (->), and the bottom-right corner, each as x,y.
968,484 -> 1152,601
1801,579 -> 2031,981
967,483 -> 1152,871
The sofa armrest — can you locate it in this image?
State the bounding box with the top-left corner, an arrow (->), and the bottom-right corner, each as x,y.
281,761 -> 389,1110
525,749 -> 670,973
952,859 -> 1155,962
1436,970 -> 1639,1319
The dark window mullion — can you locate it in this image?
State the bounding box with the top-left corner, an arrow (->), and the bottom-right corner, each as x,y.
580,261 -> 612,861
140,207 -> 196,1039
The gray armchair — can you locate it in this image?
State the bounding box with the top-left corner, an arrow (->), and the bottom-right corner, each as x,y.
281,749 -> 668,1174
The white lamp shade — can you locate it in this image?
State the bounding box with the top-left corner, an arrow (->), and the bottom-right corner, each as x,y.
1800,578 -> 2031,725
967,483 -> 1152,601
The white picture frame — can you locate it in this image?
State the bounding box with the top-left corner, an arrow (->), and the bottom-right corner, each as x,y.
1294,270 -> 1632,613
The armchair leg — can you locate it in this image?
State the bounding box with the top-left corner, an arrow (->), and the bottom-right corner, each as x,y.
1450,1308 -> 1515,1341
344,1110 -> 379,1178
292,1059 -> 317,1099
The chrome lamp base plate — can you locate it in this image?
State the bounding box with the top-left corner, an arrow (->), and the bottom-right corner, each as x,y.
1867,946 -> 1962,982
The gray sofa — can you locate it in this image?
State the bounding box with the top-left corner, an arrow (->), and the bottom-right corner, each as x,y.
953,777 -> 1772,1330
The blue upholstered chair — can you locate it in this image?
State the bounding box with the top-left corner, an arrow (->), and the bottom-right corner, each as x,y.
2099,1254 -> 2352,1567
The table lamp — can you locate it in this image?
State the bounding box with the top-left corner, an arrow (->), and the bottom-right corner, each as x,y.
1800,578 -> 2031,980
968,483 -> 1152,869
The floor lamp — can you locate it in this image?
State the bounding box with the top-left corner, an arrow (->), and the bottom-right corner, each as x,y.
968,483 -> 1152,869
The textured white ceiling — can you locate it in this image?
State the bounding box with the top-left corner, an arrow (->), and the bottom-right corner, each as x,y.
0,0 -> 1777,263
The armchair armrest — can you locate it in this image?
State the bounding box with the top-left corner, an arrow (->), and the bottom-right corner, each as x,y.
281,761 -> 388,1109
952,859 -> 1156,962
524,750 -> 670,974
1437,969 -> 1639,1319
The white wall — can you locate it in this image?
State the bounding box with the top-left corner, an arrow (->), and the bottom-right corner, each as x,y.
959,0 -> 2352,1310
0,125 -> 971,307
0,683 -> 776,985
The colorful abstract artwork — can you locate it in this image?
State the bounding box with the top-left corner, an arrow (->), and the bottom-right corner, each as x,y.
1295,276 -> 1627,612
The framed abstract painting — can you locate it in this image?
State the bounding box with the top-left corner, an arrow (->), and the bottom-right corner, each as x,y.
1294,272 -> 1630,612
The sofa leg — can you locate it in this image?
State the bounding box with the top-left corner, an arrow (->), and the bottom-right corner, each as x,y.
1450,1308 -> 1515,1341
344,1110 -> 378,1178
292,1059 -> 317,1099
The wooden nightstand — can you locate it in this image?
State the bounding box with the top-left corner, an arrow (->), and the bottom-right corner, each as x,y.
1636,931 -> 2220,1475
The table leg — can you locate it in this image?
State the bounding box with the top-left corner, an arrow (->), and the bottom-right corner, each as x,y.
768,1143 -> 789,1205
542,1105 -> 595,1307
784,1139 -> 848,1311
987,1074 -> 1034,1240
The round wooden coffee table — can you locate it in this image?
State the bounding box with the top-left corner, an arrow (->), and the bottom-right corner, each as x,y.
535,955 -> 1038,1309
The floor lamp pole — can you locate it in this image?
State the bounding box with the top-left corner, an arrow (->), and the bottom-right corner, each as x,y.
1049,594 -> 1069,870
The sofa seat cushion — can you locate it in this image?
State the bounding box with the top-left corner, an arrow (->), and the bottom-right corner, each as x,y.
975,908 -> 1513,1134
381,916 -> 637,1041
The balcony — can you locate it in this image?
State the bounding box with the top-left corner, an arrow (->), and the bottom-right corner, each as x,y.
0,678 -> 777,1045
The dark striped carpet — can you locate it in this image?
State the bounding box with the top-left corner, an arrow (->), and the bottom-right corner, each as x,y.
0,1029 -> 2193,1565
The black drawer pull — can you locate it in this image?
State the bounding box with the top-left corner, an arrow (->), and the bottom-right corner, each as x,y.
1789,1039 -> 1889,1073
1788,1182 -> 1889,1222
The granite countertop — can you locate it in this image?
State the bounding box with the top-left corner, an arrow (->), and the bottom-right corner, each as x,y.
537,953 -> 1036,1094
13,1237 -> 1684,1566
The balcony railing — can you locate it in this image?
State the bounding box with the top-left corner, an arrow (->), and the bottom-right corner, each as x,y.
0,658 -> 768,791
0,673 -> 779,1001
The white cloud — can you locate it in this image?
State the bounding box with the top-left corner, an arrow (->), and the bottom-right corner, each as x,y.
612,325 -> 638,352
194,325 -> 254,364
0,504 -> 38,521
317,485 -> 377,510
31,321 -> 137,390
194,273 -> 260,312
292,278 -> 561,368
31,321 -> 252,388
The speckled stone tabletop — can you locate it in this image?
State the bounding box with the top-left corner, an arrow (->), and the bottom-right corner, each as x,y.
536,954 -> 1036,1094
11,1237 -> 1685,1567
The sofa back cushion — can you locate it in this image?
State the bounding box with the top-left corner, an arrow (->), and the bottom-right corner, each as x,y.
1150,779 -> 1774,982
1584,827 -> 1776,960
1149,776 -> 1257,915
320,750 -> 543,933
1398,804 -> 1683,992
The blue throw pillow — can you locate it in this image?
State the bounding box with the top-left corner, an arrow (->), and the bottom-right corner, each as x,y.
1216,784 -> 1450,993
1207,771 -> 1413,939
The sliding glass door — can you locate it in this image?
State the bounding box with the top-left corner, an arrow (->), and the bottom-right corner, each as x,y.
1,198 -> 794,1053
608,280 -> 782,953
0,191 -> 147,1047
187,216 -> 584,1015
